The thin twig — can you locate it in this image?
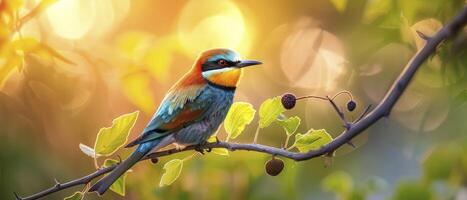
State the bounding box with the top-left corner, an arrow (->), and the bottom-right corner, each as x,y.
326,95 -> 351,129
15,6 -> 467,200
354,104 -> 372,123
297,92 -> 354,129
297,91 -> 355,132
296,95 -> 328,101
416,30 -> 432,41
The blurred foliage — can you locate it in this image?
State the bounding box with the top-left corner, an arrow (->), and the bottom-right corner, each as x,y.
1,0 -> 467,200
392,181 -> 433,200
322,171 -> 388,200
323,136 -> 467,200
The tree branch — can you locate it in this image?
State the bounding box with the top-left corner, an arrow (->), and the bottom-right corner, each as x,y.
15,6 -> 467,200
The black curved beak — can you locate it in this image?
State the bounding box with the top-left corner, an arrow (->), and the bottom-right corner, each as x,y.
236,60 -> 262,68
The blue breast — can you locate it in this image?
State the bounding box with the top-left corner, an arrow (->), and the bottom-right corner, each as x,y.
173,85 -> 235,144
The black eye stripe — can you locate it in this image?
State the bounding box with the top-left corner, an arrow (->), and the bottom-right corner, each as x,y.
201,63 -> 218,71
226,60 -> 238,66
202,59 -> 237,71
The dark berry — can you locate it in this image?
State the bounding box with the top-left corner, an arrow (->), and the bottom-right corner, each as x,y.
265,157 -> 284,176
347,100 -> 357,112
150,158 -> 159,164
281,93 -> 296,110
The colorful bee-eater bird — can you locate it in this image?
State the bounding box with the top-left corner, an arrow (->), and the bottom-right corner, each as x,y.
89,48 -> 262,195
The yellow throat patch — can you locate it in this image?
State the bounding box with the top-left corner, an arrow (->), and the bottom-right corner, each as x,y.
205,68 -> 243,88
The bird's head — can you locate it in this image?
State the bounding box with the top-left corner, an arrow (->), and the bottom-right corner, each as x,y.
195,48 -> 262,88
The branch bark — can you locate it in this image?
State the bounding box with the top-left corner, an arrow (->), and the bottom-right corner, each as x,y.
15,6 -> 467,200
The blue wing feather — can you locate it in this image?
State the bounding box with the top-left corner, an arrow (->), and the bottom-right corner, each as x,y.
126,84 -> 212,147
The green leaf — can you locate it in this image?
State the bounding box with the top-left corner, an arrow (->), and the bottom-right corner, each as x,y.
159,159 -> 183,187
211,148 -> 229,156
392,181 -> 433,200
322,171 -> 353,196
330,0 -> 347,13
258,97 -> 286,128
206,136 -> 229,156
292,129 -> 333,153
224,102 -> 256,139
276,116 -> 301,136
78,143 -> 101,158
94,111 -> 139,156
103,159 -> 128,196
63,191 -> 84,200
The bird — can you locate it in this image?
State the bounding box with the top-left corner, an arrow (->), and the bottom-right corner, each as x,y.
89,48 -> 262,195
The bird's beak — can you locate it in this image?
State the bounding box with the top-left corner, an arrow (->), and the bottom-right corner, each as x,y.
235,60 -> 262,68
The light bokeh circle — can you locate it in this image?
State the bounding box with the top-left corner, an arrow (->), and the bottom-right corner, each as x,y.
178,0 -> 251,57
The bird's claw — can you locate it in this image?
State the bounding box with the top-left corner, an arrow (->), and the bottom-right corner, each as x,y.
194,142 -> 212,154
194,145 -> 206,154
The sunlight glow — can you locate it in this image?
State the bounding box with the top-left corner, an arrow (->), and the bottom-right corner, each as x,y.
45,0 -> 96,39
178,0 -> 251,57
43,0 -> 129,40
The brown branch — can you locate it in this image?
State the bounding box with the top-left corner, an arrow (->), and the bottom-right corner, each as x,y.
15,6 -> 467,200
14,165 -> 116,200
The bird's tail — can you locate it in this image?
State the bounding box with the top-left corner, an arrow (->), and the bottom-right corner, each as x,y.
89,141 -> 156,195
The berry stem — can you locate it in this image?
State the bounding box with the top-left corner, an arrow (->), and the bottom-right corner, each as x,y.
93,157 -> 99,170
252,125 -> 261,144
296,95 -> 328,101
286,145 -> 295,151
283,135 -> 291,149
331,90 -> 353,101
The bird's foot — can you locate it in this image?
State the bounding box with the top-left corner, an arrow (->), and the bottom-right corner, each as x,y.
173,143 -> 187,151
194,142 -> 211,154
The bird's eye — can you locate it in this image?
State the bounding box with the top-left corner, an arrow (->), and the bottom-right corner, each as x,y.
217,59 -> 228,67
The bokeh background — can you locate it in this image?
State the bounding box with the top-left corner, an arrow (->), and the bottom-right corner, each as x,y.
1,0 -> 467,199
